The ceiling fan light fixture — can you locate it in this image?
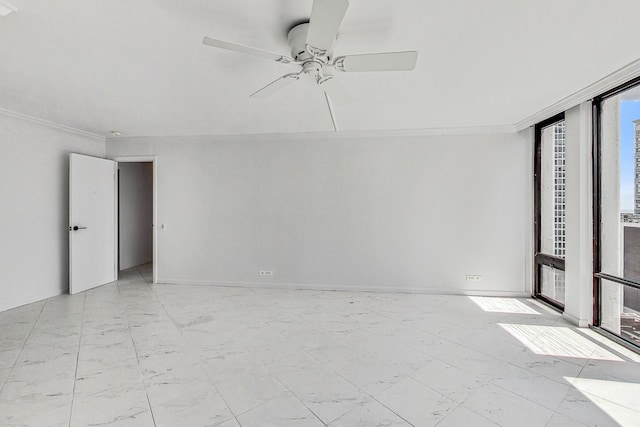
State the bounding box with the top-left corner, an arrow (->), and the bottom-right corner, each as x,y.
0,1 -> 17,17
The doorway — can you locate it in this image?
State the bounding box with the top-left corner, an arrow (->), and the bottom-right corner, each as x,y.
114,156 -> 157,284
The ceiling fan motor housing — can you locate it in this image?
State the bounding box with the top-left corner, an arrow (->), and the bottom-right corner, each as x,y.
287,22 -> 332,63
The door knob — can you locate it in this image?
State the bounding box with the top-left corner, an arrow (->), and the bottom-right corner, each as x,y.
69,226 -> 87,231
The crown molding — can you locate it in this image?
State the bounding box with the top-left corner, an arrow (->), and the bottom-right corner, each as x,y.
515,57 -> 640,131
5,58 -> 640,140
0,108 -> 105,142
107,124 -> 517,144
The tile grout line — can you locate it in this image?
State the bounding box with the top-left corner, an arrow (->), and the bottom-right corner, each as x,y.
136,264 -> 152,285
141,271 -> 242,427
397,333 -> 584,425
401,367 -> 500,426
116,276 -> 158,427
268,325 -> 412,426
399,322 -> 583,389
543,366 -> 587,427
240,306 -> 331,423
320,309 -> 570,424
367,394 -> 417,427
543,348 -> 605,426
435,397 -> 507,427
432,402 -> 465,427
0,301 -> 46,396
256,296 -> 374,426
320,341 -> 450,427
267,373 -> 329,426
573,328 -> 639,363
384,319 -> 609,426
67,292 -> 87,427
406,348 -> 572,419
199,368 -> 243,427
5,284 -> 637,426
310,365 -> 414,427
256,293 -> 439,425
556,356 -> 640,414
196,366 -> 243,427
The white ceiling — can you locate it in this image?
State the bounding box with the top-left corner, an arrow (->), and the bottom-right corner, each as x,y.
2,0 -> 640,138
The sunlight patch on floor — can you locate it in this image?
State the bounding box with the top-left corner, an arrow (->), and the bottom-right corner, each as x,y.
469,297 -> 540,315
565,376 -> 640,425
575,328 -> 640,363
499,324 -> 622,361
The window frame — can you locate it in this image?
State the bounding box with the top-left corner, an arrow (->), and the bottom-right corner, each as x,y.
592,75 -> 640,350
534,112 -> 566,311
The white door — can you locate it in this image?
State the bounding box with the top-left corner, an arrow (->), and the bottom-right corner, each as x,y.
69,153 -> 117,294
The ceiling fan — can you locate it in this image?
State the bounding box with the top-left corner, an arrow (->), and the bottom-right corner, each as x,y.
202,0 -> 418,131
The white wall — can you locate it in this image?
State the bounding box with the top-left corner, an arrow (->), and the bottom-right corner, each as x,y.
118,162 -> 153,270
0,115 -> 105,312
564,102 -> 594,327
108,132 -> 531,295
600,96 -> 623,333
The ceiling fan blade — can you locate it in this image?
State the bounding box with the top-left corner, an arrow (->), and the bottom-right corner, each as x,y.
317,75 -> 353,106
306,0 -> 349,54
334,51 -> 418,72
203,37 -> 294,64
250,73 -> 301,99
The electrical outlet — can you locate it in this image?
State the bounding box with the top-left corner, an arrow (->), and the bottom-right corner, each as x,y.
259,271 -> 273,276
466,274 -> 483,282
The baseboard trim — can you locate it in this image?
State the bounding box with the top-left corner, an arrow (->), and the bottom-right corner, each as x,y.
562,312 -> 591,327
155,278 -> 530,298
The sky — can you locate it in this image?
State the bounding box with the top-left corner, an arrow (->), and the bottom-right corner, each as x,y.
619,101 -> 640,212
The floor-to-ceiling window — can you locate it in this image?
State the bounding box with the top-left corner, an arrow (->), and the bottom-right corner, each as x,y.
534,113 -> 566,310
594,79 -> 640,348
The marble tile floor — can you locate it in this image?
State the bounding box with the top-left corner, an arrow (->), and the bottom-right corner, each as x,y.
1,265 -> 640,426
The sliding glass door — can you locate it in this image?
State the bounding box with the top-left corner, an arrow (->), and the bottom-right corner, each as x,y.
534,113 -> 566,310
594,79 -> 640,347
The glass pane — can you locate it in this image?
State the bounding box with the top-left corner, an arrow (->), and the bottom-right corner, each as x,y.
601,90 -> 640,277
601,279 -> 640,346
540,121 -> 566,258
540,264 -> 565,304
